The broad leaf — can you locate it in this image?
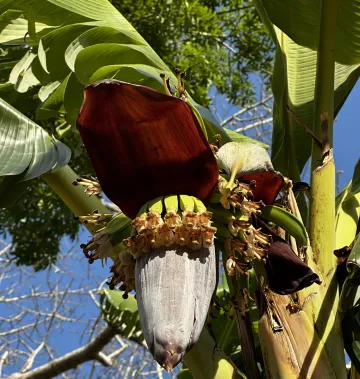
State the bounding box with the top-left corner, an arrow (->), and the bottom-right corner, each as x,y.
253,2 -> 360,176
99,289 -> 144,343
74,43 -> 167,85
0,97 -> 70,180
260,0 -> 360,65
65,26 -> 144,71
335,160 -> 360,249
0,10 -> 53,45
0,0 -> 227,142
271,29 -> 360,175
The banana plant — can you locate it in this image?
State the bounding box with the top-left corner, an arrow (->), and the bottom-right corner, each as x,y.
1,0 -> 360,378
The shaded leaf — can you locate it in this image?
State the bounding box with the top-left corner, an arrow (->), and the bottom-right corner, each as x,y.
0,10 -> 53,45
74,43 -> 166,85
271,29 -> 360,175
260,0 -> 360,65
224,127 -> 268,149
99,289 -> 144,343
65,26 -> 144,71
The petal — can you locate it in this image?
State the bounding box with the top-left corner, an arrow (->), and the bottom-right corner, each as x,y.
265,239 -> 321,295
77,80 -> 218,218
256,218 -> 321,294
239,171 -> 284,205
217,142 -> 273,177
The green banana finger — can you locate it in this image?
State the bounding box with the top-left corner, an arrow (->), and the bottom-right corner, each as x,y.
208,204 -> 235,224
179,194 -> 195,212
192,196 -> 207,212
148,196 -> 164,214
260,205 -> 307,246
164,195 -> 179,213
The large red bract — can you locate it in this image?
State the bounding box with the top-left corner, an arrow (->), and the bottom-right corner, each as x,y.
77,80 -> 219,219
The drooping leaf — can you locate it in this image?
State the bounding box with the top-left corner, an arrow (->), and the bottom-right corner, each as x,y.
0,97 -> 70,180
64,26 -> 144,71
36,73 -> 70,119
37,23 -> 93,79
0,10 -> 53,45
0,0 -> 226,139
74,43 -> 167,85
38,80 -> 61,102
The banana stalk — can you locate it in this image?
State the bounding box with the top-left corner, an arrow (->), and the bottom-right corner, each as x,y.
42,165 -> 109,231
258,291 -> 335,378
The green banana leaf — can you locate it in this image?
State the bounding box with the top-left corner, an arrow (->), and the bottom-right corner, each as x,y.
0,96 -> 70,206
0,97 -> 70,179
253,1 -> 360,177
0,0 -> 228,143
259,0 -> 360,66
99,289 -> 144,344
335,160 -> 360,249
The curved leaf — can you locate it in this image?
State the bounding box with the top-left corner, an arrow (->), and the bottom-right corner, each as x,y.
336,160 -> 360,249
0,0 -> 227,142
65,26 -> 144,71
0,10 -> 53,45
271,28 -> 360,176
36,73 -> 70,119
74,43 -> 167,85
38,23 -> 93,79
99,289 -> 144,343
0,97 -> 70,179
261,0 -> 360,65
46,0 -> 125,23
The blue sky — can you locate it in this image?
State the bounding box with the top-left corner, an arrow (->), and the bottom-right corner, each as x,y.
333,81 -> 360,190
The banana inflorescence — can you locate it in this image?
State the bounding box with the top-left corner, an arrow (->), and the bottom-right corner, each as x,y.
122,195 -> 216,257
211,176 -> 272,277
78,194 -> 217,299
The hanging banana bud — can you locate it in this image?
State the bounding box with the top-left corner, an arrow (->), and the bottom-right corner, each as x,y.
135,244 -> 216,372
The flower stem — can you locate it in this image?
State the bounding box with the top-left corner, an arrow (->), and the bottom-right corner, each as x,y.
42,165 -> 108,232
